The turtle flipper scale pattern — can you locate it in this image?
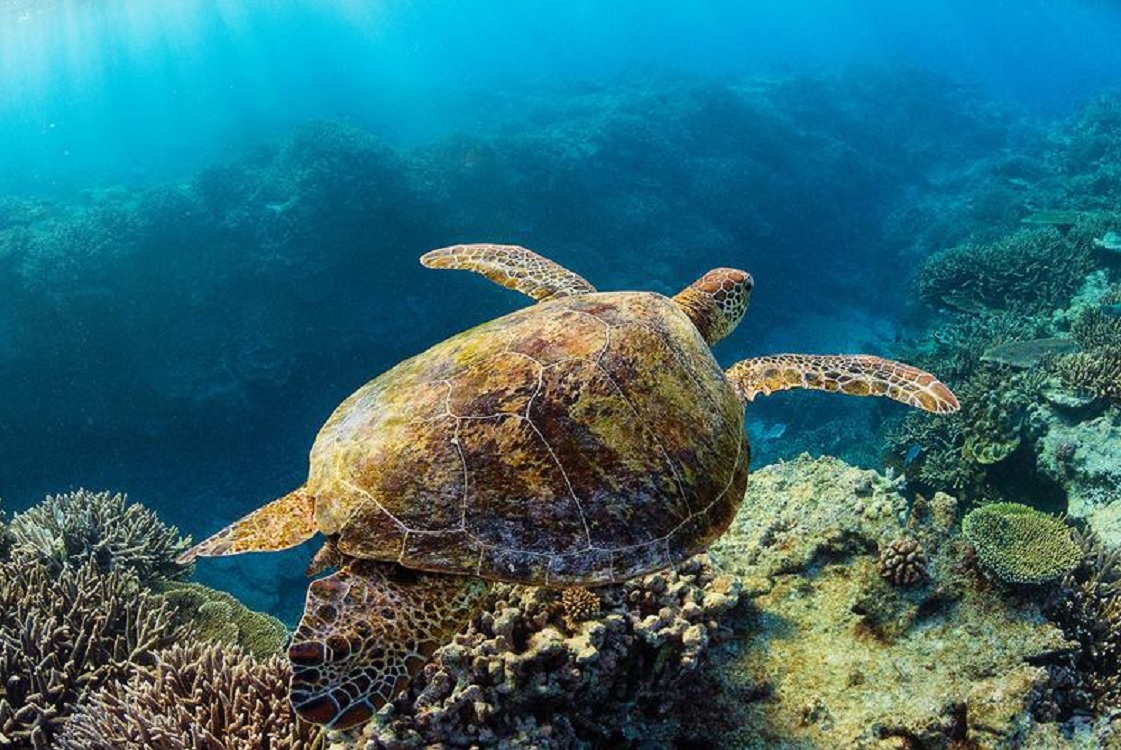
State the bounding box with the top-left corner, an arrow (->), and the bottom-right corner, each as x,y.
288,561 -> 490,729
421,244 -> 596,302
176,487 -> 317,564
725,354 -> 960,414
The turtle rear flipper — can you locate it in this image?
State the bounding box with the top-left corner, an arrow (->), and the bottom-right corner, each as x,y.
177,487 -> 317,564
725,354 -> 960,414
289,561 -> 490,729
421,244 -> 596,302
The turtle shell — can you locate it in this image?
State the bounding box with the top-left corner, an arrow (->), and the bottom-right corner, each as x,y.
308,291 -> 748,586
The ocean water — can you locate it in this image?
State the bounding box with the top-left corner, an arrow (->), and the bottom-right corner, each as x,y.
2,3 -> 1121,740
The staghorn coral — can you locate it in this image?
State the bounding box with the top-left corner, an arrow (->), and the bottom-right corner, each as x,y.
0,559 -> 183,749
878,536 -> 929,586
337,556 -> 741,749
1052,287 -> 1121,403
155,581 -> 289,659
8,489 -> 192,584
917,227 -> 1093,315
962,503 -> 1082,585
57,642 -> 324,750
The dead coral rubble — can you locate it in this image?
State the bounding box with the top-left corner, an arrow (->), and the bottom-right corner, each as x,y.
56,643 -> 324,750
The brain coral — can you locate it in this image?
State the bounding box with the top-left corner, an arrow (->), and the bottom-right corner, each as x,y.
962,503 -> 1083,584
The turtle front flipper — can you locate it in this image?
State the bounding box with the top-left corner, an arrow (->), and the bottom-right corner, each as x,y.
725,354 -> 960,414
421,243 -> 597,302
176,487 -> 317,563
288,560 -> 490,729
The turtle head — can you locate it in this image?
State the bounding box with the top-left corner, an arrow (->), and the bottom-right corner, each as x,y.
673,268 -> 753,345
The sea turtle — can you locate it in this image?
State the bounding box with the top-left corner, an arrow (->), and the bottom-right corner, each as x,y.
179,244 -> 958,729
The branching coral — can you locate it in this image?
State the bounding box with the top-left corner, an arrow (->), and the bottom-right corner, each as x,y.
1053,289 -> 1121,403
1040,530 -> 1121,719
917,228 -> 1093,315
8,489 -> 192,583
0,560 -> 183,749
962,503 -> 1082,585
1054,348 -> 1121,402
56,643 -> 324,750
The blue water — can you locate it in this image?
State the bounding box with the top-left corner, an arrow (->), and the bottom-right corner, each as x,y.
2,0 -> 1121,620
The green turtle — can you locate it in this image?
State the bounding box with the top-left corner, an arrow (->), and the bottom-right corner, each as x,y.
179,244 -> 958,729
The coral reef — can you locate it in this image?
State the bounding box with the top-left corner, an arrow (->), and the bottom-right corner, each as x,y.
318,456 -> 1085,749
887,363 -> 1047,499
57,642 -> 324,750
917,228 -> 1093,315
335,556 -> 742,749
707,456 -> 1072,750
962,503 -> 1082,585
156,581 -> 289,659
1041,530 -> 1121,719
0,560 -> 184,749
8,489 -> 192,584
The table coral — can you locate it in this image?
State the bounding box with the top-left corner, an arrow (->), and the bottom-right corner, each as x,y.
962,503 -> 1082,585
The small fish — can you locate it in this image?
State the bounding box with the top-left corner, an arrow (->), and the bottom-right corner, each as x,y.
903,443 -> 923,467
762,422 -> 787,440
1093,230 -> 1121,252
1103,303 -> 1121,318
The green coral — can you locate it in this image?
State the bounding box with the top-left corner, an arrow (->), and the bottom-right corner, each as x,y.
918,228 -> 1093,315
962,503 -> 1082,585
157,581 -> 289,659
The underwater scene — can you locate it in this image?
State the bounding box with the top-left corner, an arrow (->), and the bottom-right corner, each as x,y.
2,0 -> 1121,748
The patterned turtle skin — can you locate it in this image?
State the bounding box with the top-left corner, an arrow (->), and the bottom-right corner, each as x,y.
180,244 -> 959,730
